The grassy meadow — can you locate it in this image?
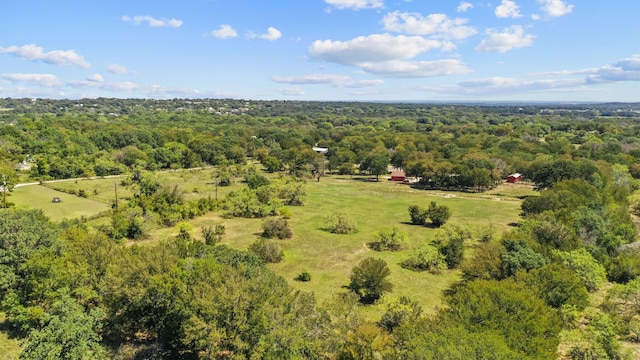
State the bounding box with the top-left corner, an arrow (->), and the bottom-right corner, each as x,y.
8,184 -> 111,222
150,173 -> 526,317
7,169 -> 528,318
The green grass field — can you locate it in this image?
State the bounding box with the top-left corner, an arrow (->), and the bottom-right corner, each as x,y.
146,175 -> 525,317
7,170 -> 527,319
8,184 -> 111,222
268,177 -> 523,316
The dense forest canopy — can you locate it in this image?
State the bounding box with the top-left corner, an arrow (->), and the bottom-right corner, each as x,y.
1,98 -> 640,359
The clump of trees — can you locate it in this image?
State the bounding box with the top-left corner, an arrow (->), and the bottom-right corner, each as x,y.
402,225 -> 470,272
408,202 -> 451,227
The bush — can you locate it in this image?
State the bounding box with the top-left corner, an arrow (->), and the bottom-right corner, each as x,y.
401,245 -> 447,273
408,205 -> 428,225
261,218 -> 293,239
427,201 -> 451,227
325,213 -> 358,234
295,270 -> 312,282
202,224 -> 225,246
435,225 -> 471,269
279,207 -> 292,219
369,226 -> 407,251
248,238 -> 284,263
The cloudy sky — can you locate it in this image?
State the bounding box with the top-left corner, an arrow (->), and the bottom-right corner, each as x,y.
1,0 -> 638,101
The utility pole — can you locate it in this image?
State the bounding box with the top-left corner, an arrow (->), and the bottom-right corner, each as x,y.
2,175 -> 6,209
114,181 -> 118,211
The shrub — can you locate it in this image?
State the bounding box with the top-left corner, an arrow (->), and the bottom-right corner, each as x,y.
427,201 -> 451,227
401,245 -> 447,273
261,218 -> 293,239
408,205 -> 428,225
202,224 -> 225,246
434,225 -> 471,269
369,226 -> 407,251
248,238 -> 284,263
279,207 -> 293,219
325,213 -> 358,234
295,270 -> 312,282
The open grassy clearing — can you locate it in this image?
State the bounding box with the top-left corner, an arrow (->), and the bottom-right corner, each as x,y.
9,170 -> 527,319
146,174 -> 525,318
8,185 -> 111,222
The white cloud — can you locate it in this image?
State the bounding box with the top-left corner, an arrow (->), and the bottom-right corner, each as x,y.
87,73 -> 104,83
342,79 -> 385,88
272,73 -> 350,85
2,73 -> 60,87
325,0 -> 384,10
309,34 -> 446,66
259,27 -> 282,41
122,15 -> 183,28
457,2 -> 473,12
68,77 -> 138,92
475,25 -> 534,53
537,0 -> 574,17
456,76 -> 585,94
580,55 -> 640,83
210,25 -> 238,39
360,59 -> 471,78
276,87 -> 305,96
271,73 -> 383,88
495,0 -> 522,18
435,55 -> 640,97
107,64 -> 133,74
382,11 -> 477,40
0,44 -> 90,68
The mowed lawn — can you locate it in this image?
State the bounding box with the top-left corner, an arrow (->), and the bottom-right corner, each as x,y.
8,185 -> 111,222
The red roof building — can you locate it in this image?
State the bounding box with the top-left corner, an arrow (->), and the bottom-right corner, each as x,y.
506,173 -> 522,183
390,170 -> 406,182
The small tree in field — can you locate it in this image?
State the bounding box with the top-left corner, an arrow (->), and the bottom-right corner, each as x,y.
261,218 -> 293,239
248,238 -> 284,263
401,245 -> 447,273
202,224 -> 225,246
427,201 -> 451,227
348,257 -> 393,303
325,213 -> 358,234
435,225 -> 470,269
369,226 -> 407,251
408,205 -> 428,225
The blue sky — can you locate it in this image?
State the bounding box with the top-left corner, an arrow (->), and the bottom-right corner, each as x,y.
1,0 -> 638,102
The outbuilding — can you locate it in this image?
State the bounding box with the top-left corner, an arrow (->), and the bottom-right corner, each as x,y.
390,170 -> 406,182
506,173 -> 522,183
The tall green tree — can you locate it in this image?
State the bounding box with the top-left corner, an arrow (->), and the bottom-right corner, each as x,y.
348,257 -> 393,303
20,292 -> 106,360
0,209 -> 60,301
360,153 -> 389,182
445,279 -> 562,359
